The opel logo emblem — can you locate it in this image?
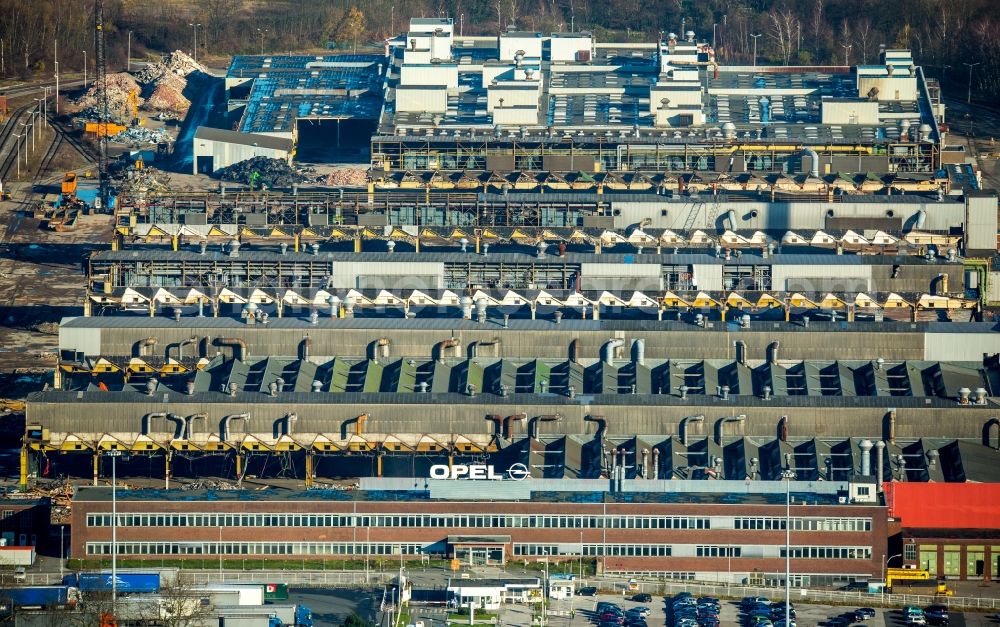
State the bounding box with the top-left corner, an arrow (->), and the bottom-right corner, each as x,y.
507,463 -> 530,481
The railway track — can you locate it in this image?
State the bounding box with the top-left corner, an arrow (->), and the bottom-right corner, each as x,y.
0,104 -> 35,182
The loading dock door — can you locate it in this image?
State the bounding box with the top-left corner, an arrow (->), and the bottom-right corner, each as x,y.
196,156 -> 214,174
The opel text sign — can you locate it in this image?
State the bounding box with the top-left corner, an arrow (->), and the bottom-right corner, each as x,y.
430,463 -> 529,481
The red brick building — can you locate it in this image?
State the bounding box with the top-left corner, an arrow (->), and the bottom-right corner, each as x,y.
72,483 -> 885,587
888,483 -> 1000,581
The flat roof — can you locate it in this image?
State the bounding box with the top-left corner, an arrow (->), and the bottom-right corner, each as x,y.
71,486 -> 854,506
193,127 -> 294,152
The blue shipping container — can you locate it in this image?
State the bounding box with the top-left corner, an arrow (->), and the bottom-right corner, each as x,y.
77,573 -> 160,594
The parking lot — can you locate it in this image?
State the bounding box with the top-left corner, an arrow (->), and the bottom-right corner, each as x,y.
493,593 -> 999,627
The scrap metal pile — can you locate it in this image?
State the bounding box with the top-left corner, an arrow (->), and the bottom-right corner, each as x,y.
324,167 -> 369,186
217,156 -> 308,188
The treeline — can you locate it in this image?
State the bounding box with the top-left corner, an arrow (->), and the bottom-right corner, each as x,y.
3,0 -> 1000,99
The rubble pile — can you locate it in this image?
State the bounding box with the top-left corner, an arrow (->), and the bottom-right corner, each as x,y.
217,156 -> 308,188
72,50 -> 205,118
144,72 -> 190,113
73,72 -> 143,119
135,50 -> 204,82
324,167 -> 369,187
110,126 -> 172,144
180,479 -> 241,491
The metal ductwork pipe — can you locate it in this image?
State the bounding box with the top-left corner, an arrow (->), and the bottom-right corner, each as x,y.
135,336 -> 158,357
778,415 -> 789,441
528,414 -> 561,439
641,449 -> 650,479
603,338 -> 625,366
435,337 -> 461,362
766,341 -> 780,365
220,413 -> 251,441
984,418 -> 1000,450
679,414 -> 704,446
216,337 -> 248,361
875,440 -> 885,486
915,209 -> 927,229
804,148 -> 820,178
569,339 -> 580,363
300,336 -> 312,361
651,449 -> 660,480
503,413 -> 526,440
141,412 -> 168,436
145,378 -> 159,396
715,415 -> 746,445
185,379 -> 196,395
860,439 -> 873,476
460,296 -> 473,320
585,414 -> 607,440
632,339 -> 645,366
734,340 -> 747,365
186,413 -> 207,440
725,209 -> 737,230
888,409 -> 897,443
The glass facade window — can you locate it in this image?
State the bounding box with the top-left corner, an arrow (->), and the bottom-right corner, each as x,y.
942,545 -> 961,577
919,545 -> 938,574
904,543 -> 917,561
966,546 -> 985,578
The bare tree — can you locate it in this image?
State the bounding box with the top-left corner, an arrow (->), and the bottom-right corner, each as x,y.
855,16 -> 873,64
508,0 -> 520,29
811,0 -> 824,39
769,10 -> 799,64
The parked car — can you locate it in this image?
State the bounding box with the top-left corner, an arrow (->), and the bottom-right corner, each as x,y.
628,607 -> 650,618
578,586 -> 598,597
924,605 -> 949,625
13,566 -> 26,583
852,608 -> 876,621
632,593 -> 652,603
743,597 -> 771,610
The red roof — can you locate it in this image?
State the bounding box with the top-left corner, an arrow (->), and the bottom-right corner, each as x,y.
886,482 -> 1000,529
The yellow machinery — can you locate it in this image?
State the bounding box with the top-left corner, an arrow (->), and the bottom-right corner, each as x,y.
61,172 -> 78,199
886,568 -> 953,595
85,122 -> 127,137
126,88 -> 142,126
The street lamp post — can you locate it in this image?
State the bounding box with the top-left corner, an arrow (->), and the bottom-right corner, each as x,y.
750,34 -> 761,67
82,50 -> 87,89
219,526 -> 223,575
782,468 -> 796,627
189,23 -> 201,65
107,449 -> 123,608
964,62 -> 981,105
13,133 -> 20,178
127,31 -> 131,72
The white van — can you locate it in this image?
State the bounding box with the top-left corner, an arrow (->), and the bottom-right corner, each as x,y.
13,566 -> 26,582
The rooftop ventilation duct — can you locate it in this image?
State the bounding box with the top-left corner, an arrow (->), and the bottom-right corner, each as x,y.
718,385 -> 730,401
553,310 -> 562,325
632,339 -> 645,366
536,241 -> 547,258
476,299 -> 488,324
803,148 -> 819,178
310,242 -> 320,255
734,340 -> 747,365
958,387 -> 972,405
762,385 -> 772,401
860,439 -> 873,476
228,239 -> 241,257
311,379 -> 322,392
766,341 -> 780,365
199,240 -> 208,255
740,314 -> 750,329
309,310 -> 319,325
185,379 -> 196,396
974,387 -> 988,405
694,313 -> 705,327
387,240 -> 395,253
603,338 -> 625,366
460,296 -> 473,319
145,378 -> 158,396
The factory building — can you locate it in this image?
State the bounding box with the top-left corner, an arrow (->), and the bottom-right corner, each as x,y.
372,22 -> 943,179
192,127 -> 294,175
71,480 -> 887,586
